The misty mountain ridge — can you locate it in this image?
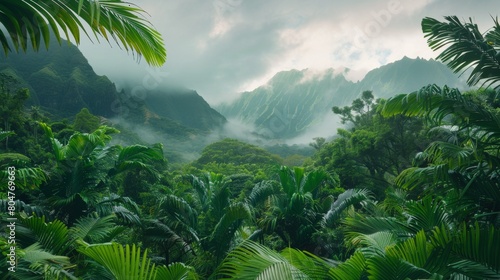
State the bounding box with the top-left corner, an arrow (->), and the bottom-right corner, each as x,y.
0,40 -> 226,139
0,39 -> 470,159
0,42 -> 119,118
218,56 -> 468,141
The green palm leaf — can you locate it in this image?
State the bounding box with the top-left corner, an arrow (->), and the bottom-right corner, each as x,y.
157,194 -> 198,228
69,215 -> 116,243
142,219 -> 193,256
350,231 -> 398,257
366,254 -> 433,280
20,243 -> 77,280
78,242 -> 158,280
155,263 -> 199,280
248,180 -> 278,206
0,0 -> 166,66
422,16 -> 500,89
17,216 -> 70,255
281,247 -> 336,279
431,223 -> 500,279
0,199 -> 46,217
217,240 -> 310,279
300,168 -> 333,195
323,189 -> 374,227
405,197 -> 451,234
343,214 -> 410,239
328,251 -> 367,280
111,143 -> 164,179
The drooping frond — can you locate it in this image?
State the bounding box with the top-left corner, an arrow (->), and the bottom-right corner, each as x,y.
422,16 -> 500,89
217,240 -> 310,279
20,243 -> 76,280
323,189 -> 374,227
0,0 -> 166,66
248,180 -> 278,206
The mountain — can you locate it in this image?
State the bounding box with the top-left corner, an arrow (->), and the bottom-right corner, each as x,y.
0,40 -> 226,134
218,57 -> 468,140
355,56 -> 465,99
144,86 -> 226,132
0,42 -> 119,117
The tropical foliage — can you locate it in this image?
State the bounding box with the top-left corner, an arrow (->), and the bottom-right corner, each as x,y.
1,13 -> 500,280
0,0 -> 166,66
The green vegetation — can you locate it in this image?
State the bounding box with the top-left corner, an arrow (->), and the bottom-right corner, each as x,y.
1,14 -> 499,280
0,0 -> 166,66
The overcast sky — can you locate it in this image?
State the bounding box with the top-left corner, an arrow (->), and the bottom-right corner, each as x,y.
78,0 -> 499,105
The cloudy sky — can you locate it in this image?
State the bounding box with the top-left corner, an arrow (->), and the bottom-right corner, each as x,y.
79,0 -> 499,105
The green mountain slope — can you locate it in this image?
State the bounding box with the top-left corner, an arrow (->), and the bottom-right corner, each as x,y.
218,57 -> 467,140
0,43 -> 118,117
0,41 -> 226,135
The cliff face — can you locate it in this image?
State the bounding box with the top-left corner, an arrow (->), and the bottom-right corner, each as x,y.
218,57 -> 467,139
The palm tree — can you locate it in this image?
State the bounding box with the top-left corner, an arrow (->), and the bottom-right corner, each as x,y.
0,0 -> 166,66
39,123 -> 163,225
249,166 -> 338,252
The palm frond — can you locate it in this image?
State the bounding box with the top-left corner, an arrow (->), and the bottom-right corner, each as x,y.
69,215 -> 116,243
366,254 -> 433,280
20,243 -> 77,280
350,231 -> 398,257
143,219 -> 192,252
158,194 -> 198,228
0,0 -> 166,66
300,167 -> 332,195
281,247 -> 337,279
405,197 -> 451,234
0,166 -> 48,190
328,251 -> 367,280
217,240 -> 309,279
422,16 -> 500,89
431,223 -> 500,279
209,202 -> 252,257
343,214 -> 411,247
278,166 -> 298,197
0,199 -> 46,217
155,263 -> 199,280
77,242 -> 158,280
17,216 -> 69,255
248,180 -> 277,206
323,189 -> 374,227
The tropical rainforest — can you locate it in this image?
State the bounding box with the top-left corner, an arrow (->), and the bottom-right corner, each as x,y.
0,2 -> 500,280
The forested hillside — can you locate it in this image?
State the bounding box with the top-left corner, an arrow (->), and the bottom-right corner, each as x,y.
219,56 -> 466,140
1,11 -> 499,280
